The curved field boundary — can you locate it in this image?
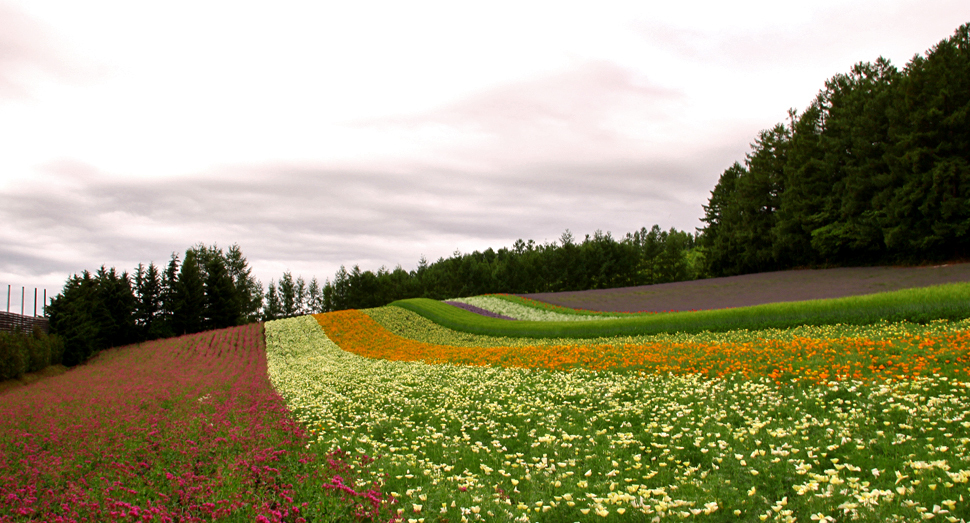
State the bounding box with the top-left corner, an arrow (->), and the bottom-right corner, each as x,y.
391,282 -> 970,338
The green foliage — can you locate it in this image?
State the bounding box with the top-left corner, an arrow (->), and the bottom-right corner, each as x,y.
701,23 -> 970,275
48,243 -> 261,365
0,332 -> 27,380
262,272 -> 327,320
0,327 -> 64,381
47,267 -> 136,366
173,249 -> 205,335
391,282 -> 970,339
203,253 -> 240,330
133,262 -> 163,340
313,225 -> 701,313
224,244 -> 264,323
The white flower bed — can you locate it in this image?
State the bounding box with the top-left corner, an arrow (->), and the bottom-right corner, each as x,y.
448,295 -> 620,321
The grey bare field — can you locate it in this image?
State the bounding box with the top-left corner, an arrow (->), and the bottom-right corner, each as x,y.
521,262 -> 970,313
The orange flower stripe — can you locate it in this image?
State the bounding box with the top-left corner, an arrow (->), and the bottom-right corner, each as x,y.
314,310 -> 970,383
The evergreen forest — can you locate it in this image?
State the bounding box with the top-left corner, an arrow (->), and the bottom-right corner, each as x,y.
700,23 -> 970,275
46,244 -> 263,366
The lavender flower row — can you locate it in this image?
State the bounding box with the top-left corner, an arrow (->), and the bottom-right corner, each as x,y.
444,300 -> 518,320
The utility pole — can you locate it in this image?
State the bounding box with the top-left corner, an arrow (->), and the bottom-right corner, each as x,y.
34,288 -> 37,317
43,289 -> 47,317
5,285 -> 8,313
21,287 -> 24,316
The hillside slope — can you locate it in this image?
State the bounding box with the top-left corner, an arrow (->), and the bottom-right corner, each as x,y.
521,263 -> 970,313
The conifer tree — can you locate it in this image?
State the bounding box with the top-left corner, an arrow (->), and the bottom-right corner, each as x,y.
156,253 -> 180,339
278,272 -> 297,317
174,249 -> 204,335
225,244 -> 263,323
134,262 -> 163,340
203,255 -> 240,329
263,281 -> 283,320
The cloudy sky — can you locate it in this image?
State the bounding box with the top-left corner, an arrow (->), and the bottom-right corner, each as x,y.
0,0 -> 966,311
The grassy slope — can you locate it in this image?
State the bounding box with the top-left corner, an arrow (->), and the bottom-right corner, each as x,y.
391,282 -> 970,338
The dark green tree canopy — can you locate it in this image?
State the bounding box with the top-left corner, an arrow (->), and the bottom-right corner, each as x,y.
700,23 -> 970,276
49,243 -> 262,366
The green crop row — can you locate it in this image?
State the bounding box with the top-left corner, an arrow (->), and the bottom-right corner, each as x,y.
391,282 -> 970,338
364,305 -> 970,348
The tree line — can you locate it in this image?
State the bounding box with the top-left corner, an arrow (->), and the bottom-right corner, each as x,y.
699,23 -> 970,276
46,227 -> 700,365
262,225 -> 701,316
47,244 -> 262,366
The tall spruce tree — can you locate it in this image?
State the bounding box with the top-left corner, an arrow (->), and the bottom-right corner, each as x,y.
225,244 -> 263,323
155,253 -> 180,339
700,162 -> 745,276
263,281 -> 283,320
278,272 -> 297,317
134,262 -> 163,340
174,249 -> 205,335
203,254 -> 239,329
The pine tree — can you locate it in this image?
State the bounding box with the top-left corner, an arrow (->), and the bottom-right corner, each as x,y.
204,255 -> 240,329
278,272 -> 296,317
134,262 -> 163,340
263,281 -> 283,320
156,253 -> 180,339
174,249 -> 205,335
225,244 -> 263,323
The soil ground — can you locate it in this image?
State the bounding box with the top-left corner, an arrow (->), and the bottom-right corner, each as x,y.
520,263 -> 970,313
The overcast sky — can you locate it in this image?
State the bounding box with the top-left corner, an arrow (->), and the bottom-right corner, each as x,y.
0,0 -> 967,311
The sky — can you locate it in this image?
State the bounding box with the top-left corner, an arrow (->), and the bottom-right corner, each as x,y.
0,0 -> 967,313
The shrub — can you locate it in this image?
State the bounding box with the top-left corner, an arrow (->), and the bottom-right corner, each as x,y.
0,328 -> 65,381
0,331 -> 28,381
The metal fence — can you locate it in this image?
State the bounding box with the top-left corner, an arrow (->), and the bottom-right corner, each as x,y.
2,285 -> 50,334
0,311 -> 49,334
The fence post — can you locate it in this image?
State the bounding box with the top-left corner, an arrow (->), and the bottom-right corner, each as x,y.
21,287 -> 24,316
5,285 -> 8,313
34,288 -> 37,317
43,289 -> 47,317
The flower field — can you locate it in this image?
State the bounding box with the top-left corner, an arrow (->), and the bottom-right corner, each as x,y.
4,288 -> 970,522
268,312 -> 970,522
0,324 -> 394,523
317,307 -> 970,383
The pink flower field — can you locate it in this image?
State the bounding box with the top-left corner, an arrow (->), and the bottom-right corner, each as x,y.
0,324 -> 395,523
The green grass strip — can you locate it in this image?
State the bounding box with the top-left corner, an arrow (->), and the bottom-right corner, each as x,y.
390,282 -> 970,338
